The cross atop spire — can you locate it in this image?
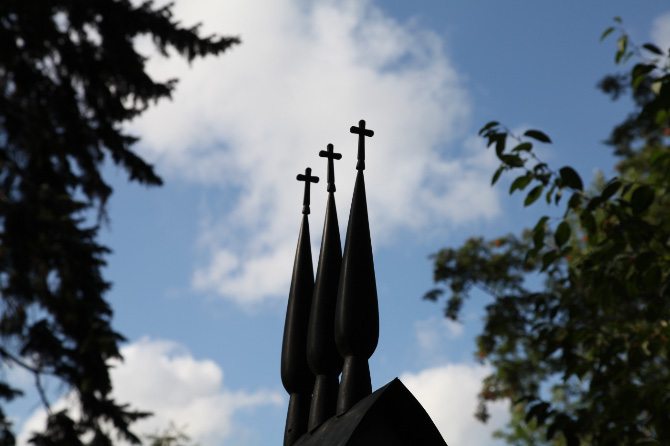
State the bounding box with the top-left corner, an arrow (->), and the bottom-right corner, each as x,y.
297,167 -> 319,215
350,119 -> 374,171
319,144 -> 342,193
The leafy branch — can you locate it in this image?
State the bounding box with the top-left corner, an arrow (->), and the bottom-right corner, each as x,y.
427,18 -> 670,446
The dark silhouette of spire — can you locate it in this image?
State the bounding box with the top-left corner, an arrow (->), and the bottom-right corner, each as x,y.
280,122 -> 449,446
335,120 -> 379,415
281,168 -> 319,446
306,144 -> 343,431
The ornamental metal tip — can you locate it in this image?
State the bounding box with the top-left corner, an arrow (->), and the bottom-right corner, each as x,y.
331,119 -> 379,416
349,120 -> 374,171
319,144 -> 342,193
296,167 -> 319,215
281,211 -> 316,446
306,190 -> 343,430
334,168 -> 379,415
283,120 -> 379,445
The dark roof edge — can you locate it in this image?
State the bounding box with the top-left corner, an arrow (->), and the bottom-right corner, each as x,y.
295,378 -> 448,446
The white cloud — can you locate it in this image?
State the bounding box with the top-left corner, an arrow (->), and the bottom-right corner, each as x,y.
651,12 -> 670,51
401,363 -> 509,446
16,338 -> 283,446
16,393 -> 81,446
130,0 -> 500,304
414,316 -> 464,363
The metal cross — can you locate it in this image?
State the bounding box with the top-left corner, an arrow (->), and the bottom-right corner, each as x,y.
297,167 -> 319,215
319,143 -> 342,193
350,119 -> 374,171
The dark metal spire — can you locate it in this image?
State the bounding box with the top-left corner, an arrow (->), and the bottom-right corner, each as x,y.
306,145 -> 343,431
335,120 -> 379,415
281,169 -> 319,446
350,119 -> 374,171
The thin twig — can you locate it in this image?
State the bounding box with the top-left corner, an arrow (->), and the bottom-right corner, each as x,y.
0,346 -> 52,413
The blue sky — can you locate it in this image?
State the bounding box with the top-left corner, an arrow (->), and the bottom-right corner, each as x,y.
8,1 -> 670,445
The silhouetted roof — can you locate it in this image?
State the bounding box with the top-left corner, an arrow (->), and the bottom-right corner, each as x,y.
294,378 -> 448,446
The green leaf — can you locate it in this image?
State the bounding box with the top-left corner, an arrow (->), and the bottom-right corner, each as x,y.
613,16 -> 622,23
547,422 -> 559,441
616,34 -> 628,53
559,167 -> 583,191
633,73 -> 646,90
541,250 -> 558,271
479,121 -> 499,135
545,183 -> 556,204
632,64 -> 655,89
642,43 -> 663,55
534,162 -> 548,173
524,248 -> 539,266
580,210 -> 596,234
495,134 -> 506,156
501,154 -> 524,167
423,288 -> 444,301
491,166 -> 504,185
651,80 -> 662,95
601,180 -> 621,200
525,185 -> 544,206
587,196 -> 602,211
510,175 -> 533,194
554,221 -> 571,247
560,245 -> 573,258
650,149 -> 670,167
600,27 -> 615,41
655,109 -> 668,126
512,142 -> 532,152
525,402 -> 551,425
630,185 -> 655,214
524,129 -> 552,143
533,216 -> 549,249
567,192 -> 582,209
616,35 -> 628,63
632,63 -> 655,78
534,216 -> 549,231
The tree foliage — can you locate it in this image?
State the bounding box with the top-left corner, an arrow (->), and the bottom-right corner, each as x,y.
0,1 -> 238,444
426,21 -> 670,446
144,423 -> 198,446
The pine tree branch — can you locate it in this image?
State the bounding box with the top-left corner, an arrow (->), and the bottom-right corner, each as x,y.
0,347 -> 52,413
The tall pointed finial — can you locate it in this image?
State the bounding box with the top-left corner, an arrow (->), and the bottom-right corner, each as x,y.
350,119 -> 374,170
335,120 -> 379,415
319,144 -> 342,192
306,145 -> 343,431
281,169 -> 319,446
297,167 -> 319,214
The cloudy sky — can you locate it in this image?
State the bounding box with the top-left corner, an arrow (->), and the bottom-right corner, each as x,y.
7,2 -> 670,445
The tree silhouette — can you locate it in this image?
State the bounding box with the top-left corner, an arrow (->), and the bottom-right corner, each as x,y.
0,1 -> 239,444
